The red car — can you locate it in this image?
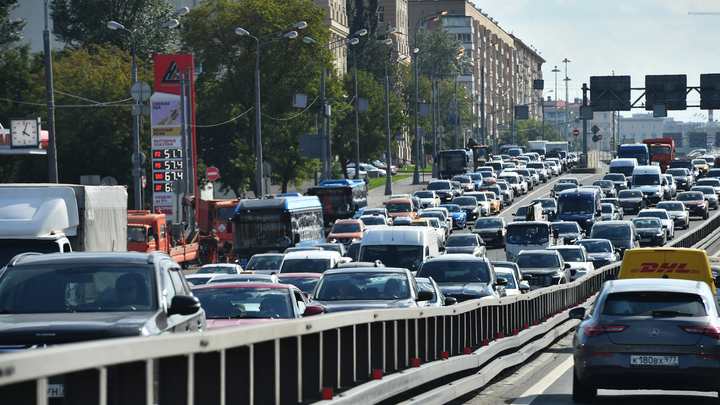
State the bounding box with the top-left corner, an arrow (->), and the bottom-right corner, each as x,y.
676,191 -> 709,220
192,283 -> 324,329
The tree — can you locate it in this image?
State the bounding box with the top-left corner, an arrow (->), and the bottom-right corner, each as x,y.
180,0 -> 329,196
0,0 -> 25,48
51,0 -> 182,60
416,27 -> 467,82
499,118 -> 559,148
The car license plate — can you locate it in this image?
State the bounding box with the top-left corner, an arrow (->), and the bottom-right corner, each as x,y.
630,355 -> 678,367
48,384 -> 64,398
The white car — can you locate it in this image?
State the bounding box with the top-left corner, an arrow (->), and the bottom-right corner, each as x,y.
414,190 -> 441,208
464,192 -> 491,217
546,161 -> 560,176
546,245 -> 595,281
424,217 -> 447,249
494,268 -> 523,296
197,263 -> 243,274
348,162 -> 386,177
656,201 -> 690,230
359,214 -> 391,229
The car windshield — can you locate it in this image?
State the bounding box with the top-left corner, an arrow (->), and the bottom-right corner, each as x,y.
442,205 -> 462,213
678,193 -> 704,201
516,254 -> 559,269
692,187 -> 715,195
657,203 -> 684,211
665,169 -> 687,176
409,221 -> 430,228
277,276 -> 320,295
360,216 -> 386,225
359,245 -> 424,272
474,219 -> 503,229
604,174 -> 625,181
632,218 -> 661,228
454,177 -> 471,184
281,259 -> 331,274
194,287 -> 294,319
198,266 -> 238,274
446,235 -> 479,247
419,212 -> 444,223
558,199 -> 594,215
533,199 -> 556,209
209,276 -> 274,284
698,179 -> 720,187
468,173 -> 483,181
331,223 -> 362,233
576,240 -> 613,253
473,193 -> 487,201
633,174 -> 660,186
551,223 -> 579,233
593,180 -> 613,188
415,191 -> 434,198
555,249 -> 584,262
417,260 -> 490,283
601,292 -> 706,317
601,204 -> 613,214
364,209 -> 387,217
507,224 -> 549,244
515,207 -> 526,216
427,182 -> 451,191
693,160 -> 707,166
127,226 -> 146,243
246,255 -> 283,270
0,265 -> 156,313
314,272 -> 409,300
638,211 -> 668,220
453,197 -> 476,206
590,225 -> 631,240
618,190 -> 643,198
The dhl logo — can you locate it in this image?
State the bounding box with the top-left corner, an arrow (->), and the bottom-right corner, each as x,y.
629,262 -> 700,274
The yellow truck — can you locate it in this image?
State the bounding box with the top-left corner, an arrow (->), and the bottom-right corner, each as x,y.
618,248 -> 716,294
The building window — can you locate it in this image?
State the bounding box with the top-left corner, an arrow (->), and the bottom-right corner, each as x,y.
378,8 -> 384,23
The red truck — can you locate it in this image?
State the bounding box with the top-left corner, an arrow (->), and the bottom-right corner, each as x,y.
197,198 -> 241,246
127,210 -> 202,268
642,138 -> 674,172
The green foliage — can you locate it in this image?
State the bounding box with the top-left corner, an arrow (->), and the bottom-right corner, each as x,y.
0,0 -> 25,48
51,0 -> 182,60
498,118 -> 560,148
416,28 -> 467,81
180,0 -> 328,196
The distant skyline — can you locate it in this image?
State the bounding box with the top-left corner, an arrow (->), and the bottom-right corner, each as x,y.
475,0 -> 720,124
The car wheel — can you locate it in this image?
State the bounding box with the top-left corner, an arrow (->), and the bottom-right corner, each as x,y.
572,372 -> 596,404
704,212 -> 709,220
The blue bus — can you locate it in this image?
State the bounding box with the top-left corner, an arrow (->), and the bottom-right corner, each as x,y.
437,149 -> 474,179
231,196 -> 324,266
306,179 -> 367,234
618,144 -> 651,165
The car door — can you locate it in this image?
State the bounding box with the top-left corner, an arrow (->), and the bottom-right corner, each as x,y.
160,260 -> 206,333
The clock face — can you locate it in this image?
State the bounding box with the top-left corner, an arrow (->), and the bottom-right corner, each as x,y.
10,118 -> 39,148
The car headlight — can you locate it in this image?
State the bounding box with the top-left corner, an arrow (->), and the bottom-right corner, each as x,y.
656,231 -> 664,236
328,238 -> 338,243
655,190 -> 662,195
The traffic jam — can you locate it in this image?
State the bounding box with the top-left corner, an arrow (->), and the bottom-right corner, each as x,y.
5,142 -> 720,403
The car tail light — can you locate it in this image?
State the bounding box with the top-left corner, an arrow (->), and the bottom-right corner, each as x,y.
582,325 -> 628,337
682,326 -> 720,340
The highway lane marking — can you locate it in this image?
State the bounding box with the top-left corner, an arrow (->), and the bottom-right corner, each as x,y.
510,355 -> 573,405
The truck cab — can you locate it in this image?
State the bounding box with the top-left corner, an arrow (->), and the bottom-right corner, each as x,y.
127,211 -> 201,268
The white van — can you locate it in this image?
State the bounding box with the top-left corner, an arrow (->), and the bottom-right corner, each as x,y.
498,171 -> 523,196
631,165 -> 663,205
358,227 -> 439,273
505,221 -> 563,262
609,158 -> 639,178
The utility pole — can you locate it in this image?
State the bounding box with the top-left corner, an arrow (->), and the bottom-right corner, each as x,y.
43,0 -> 58,183
552,66 -> 560,137
563,58 -> 571,140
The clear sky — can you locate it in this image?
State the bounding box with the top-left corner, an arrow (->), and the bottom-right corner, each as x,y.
473,0 -> 720,124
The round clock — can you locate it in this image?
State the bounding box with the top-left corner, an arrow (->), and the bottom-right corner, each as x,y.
10,118 -> 39,148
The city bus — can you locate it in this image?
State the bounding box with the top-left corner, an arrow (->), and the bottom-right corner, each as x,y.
437,149 -> 474,179
306,179 -> 368,234
231,196 -> 324,267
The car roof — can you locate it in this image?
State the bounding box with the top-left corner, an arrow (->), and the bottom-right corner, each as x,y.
276,273 -> 323,278
200,263 -> 239,268
593,220 -> 631,227
283,250 -> 342,259
548,245 -> 585,251
323,267 -> 408,275
517,250 -> 560,256
605,278 -> 708,295
192,282 -> 292,291
424,254 -> 487,263
6,251 -> 161,267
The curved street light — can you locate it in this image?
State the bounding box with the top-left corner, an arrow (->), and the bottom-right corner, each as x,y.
233,22 -> 306,197
107,7 -> 189,210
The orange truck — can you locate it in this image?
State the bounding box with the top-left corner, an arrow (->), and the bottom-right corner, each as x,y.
642,137 -> 675,172
127,210 -> 202,268
197,198 -> 242,245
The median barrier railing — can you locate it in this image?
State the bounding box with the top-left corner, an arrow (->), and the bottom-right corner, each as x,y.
2,212 -> 720,405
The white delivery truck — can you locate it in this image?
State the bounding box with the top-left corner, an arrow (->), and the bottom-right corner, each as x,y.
0,184 -> 128,266
527,140 -> 548,158
358,227 -> 439,273
504,221 -> 562,262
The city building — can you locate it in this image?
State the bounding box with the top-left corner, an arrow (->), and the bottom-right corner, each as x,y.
408,0 -> 544,152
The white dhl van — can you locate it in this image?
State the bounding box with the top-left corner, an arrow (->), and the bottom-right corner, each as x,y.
359,227 -> 439,273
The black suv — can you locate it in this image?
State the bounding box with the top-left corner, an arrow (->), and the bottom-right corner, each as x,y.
0,251 -> 206,350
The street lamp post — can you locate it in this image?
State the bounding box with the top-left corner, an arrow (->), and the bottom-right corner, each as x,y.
412,10 -> 447,185
235,22 -> 306,198
351,36 -> 391,179
108,7 -> 188,210
303,36 -> 360,180
384,52 -> 411,195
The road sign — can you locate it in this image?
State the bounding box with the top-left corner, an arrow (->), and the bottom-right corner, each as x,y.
141,176 -> 146,188
591,125 -> 600,134
573,129 -> 580,137
130,81 -> 151,102
205,166 -> 220,181
592,135 -> 599,143
598,134 -> 603,140
610,140 -> 614,147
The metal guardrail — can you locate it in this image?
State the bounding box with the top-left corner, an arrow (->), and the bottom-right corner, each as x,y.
2,212 -> 720,405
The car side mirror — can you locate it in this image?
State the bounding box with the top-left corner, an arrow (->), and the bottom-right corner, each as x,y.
634,234 -> 640,241
168,295 -> 201,316
519,282 -> 531,293
579,183 -> 583,186
226,221 -> 233,233
564,263 -> 571,269
496,277 -> 509,286
303,305 -> 325,317
569,307 -> 586,320
444,296 -> 458,305
417,290 -> 434,301
523,274 -> 532,281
